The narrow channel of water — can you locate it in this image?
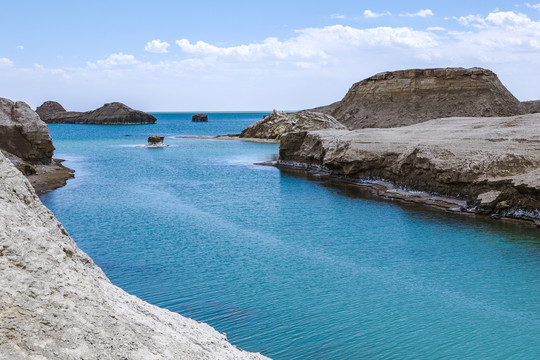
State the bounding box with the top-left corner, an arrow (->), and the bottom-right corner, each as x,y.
41,113 -> 540,359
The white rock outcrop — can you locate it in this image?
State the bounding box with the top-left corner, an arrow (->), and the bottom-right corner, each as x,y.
0,152 -> 269,359
240,110 -> 346,140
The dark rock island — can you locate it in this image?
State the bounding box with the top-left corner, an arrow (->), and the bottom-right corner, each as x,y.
36,101 -> 157,125
192,113 -> 208,122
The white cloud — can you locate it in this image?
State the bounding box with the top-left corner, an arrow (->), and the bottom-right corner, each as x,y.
525,3 -> 540,10
331,14 -> 345,19
403,9 -> 434,18
176,25 -> 437,63
16,45 -> 24,50
4,9 -> 540,111
363,10 -> 391,18
0,58 -> 14,68
145,39 -> 170,53
87,53 -> 139,69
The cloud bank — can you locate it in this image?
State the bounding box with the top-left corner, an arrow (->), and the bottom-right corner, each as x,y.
2,9 -> 540,110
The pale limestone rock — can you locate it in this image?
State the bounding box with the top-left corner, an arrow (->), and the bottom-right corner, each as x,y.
0,152 -> 269,360
278,113 -> 540,218
240,110 -> 346,140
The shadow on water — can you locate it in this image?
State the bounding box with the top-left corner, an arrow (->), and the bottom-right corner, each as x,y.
278,166 -> 540,247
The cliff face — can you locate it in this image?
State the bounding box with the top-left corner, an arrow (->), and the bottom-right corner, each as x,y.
279,113 -> 540,220
0,98 -> 55,163
36,101 -> 157,125
312,67 -> 524,129
0,151 -> 268,359
240,110 -> 346,139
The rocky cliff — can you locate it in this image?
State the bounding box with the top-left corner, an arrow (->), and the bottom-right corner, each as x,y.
240,110 -> 346,140
36,101 -> 157,125
0,98 -> 55,163
310,67 -> 524,129
0,151 -> 268,360
278,113 -> 540,221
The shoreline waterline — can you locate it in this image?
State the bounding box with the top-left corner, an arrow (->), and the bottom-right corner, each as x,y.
268,161 -> 540,228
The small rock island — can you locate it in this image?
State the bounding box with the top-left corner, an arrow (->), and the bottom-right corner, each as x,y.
36,101 -> 157,125
192,113 -> 208,122
145,135 -> 169,148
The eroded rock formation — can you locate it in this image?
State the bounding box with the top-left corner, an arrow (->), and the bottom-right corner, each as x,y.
278,113 -> 540,221
0,151 -> 268,360
36,101 -> 157,125
311,67 -> 525,129
240,110 -> 346,140
0,98 -> 55,163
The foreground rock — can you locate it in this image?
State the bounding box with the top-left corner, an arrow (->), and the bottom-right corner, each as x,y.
0,152 -> 268,360
36,101 -> 157,125
240,110 -> 346,140
310,67 -> 525,129
192,114 -> 208,122
0,98 -> 55,163
278,113 -> 540,222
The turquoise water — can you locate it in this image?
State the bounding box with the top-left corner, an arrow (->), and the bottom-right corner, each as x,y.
41,113 -> 540,359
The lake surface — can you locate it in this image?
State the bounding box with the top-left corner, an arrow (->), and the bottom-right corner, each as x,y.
41,112 -> 540,359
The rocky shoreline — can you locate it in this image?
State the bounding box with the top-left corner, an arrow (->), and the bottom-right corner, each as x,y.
276,113 -> 540,225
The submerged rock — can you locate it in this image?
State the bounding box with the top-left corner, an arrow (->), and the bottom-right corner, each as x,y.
0,97 -> 55,164
36,101 -> 157,125
192,114 -> 208,122
278,113 -> 540,221
0,151 -> 268,359
310,67 -> 525,129
240,110 -> 346,140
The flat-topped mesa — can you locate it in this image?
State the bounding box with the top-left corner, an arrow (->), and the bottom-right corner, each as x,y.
313,67 -> 524,129
0,98 -> 55,164
240,110 -> 347,140
36,101 -> 157,125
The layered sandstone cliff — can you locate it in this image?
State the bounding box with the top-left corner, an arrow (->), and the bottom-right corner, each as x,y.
0,151 -> 268,359
278,113 -> 540,220
36,101 -> 157,125
239,110 -> 346,140
311,67 -> 525,129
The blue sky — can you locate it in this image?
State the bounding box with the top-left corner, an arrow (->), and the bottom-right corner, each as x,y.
1,1 -> 540,111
